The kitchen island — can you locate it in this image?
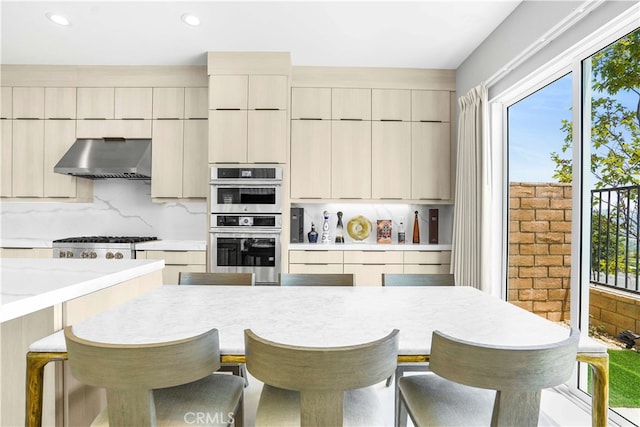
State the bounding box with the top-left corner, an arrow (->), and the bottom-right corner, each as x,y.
0,258 -> 164,427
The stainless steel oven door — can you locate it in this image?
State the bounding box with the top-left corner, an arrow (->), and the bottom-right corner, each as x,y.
209,229 -> 281,285
210,182 -> 282,213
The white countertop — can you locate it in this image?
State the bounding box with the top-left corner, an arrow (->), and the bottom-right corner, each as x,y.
288,243 -> 452,251
134,240 -> 206,251
0,238 -> 53,249
0,258 -> 164,323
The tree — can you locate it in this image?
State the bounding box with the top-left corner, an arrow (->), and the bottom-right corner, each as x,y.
550,28 -> 640,189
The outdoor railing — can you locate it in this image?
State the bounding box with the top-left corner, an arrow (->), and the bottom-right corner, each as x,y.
591,185 -> 640,295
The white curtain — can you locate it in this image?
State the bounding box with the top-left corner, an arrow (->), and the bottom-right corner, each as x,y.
451,84 -> 491,291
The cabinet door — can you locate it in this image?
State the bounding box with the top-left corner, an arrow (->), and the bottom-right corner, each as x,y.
290,120 -> 331,199
411,122 -> 451,200
44,120 -> 77,197
12,120 -> 44,197
291,88 -> 331,120
184,87 -> 208,119
76,120 -> 152,138
1,120 -> 12,196
183,119 -> 208,198
115,88 -> 152,119
247,110 -> 287,163
209,75 -> 248,110
331,120 -> 371,199
1,87 -> 12,119
371,121 -> 411,200
248,75 -> 288,110
13,87 -> 44,119
153,88 -> 184,119
412,90 -> 450,122
77,88 -> 114,119
45,88 -> 76,119
208,110 -> 247,163
343,263 -> 403,286
332,88 -> 371,120
372,89 -> 410,121
151,120 -> 184,198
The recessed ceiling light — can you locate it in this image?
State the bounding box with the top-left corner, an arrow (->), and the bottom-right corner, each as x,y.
181,13 -> 200,27
46,12 -> 70,26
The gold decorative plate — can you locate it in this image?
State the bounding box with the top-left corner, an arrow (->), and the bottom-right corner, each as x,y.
347,216 -> 372,241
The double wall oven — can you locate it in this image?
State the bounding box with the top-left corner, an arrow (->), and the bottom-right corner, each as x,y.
209,167 -> 282,285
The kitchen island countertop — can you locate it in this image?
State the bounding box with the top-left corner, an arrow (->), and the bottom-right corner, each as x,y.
0,258 -> 164,323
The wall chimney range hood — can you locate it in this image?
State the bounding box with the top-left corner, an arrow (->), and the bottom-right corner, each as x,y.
54,138 -> 152,179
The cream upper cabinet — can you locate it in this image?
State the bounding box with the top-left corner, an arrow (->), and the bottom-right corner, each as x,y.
12,120 -> 44,197
44,120 -> 77,197
151,120 -> 183,198
332,88 -> 371,120
77,88 -> 114,119
45,87 -> 76,119
1,87 -> 12,119
182,119 -> 208,197
115,88 -> 152,119
1,120 -> 12,196
372,89 -> 410,121
411,122 -> 451,200
153,88 -> 184,119
291,88 -> 331,119
13,87 -> 44,119
371,121 -> 411,200
184,87 -> 208,119
331,120 -> 371,199
208,110 -> 247,163
290,119 -> 331,199
248,76 -> 288,110
209,75 -> 248,110
411,90 -> 450,122
248,110 -> 287,163
76,120 -> 152,138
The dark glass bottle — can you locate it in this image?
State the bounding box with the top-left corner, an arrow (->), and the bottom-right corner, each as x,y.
412,211 -> 420,244
308,222 -> 318,243
335,211 -> 345,243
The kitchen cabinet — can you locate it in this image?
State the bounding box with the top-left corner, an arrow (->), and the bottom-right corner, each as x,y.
411,90 -> 450,122
403,250 -> 451,274
290,120 -> 331,199
153,87 -> 185,119
76,119 -> 152,138
115,88 -> 152,119
331,120 -> 371,199
343,251 -> 403,286
77,87 -> 114,119
288,250 -> 343,274
371,121 -> 411,200
0,248 -> 53,257
332,88 -> 371,120
151,120 -> 184,197
182,119 -> 208,197
372,89 -> 410,121
291,87 -> 331,120
247,110 -> 287,163
184,87 -> 208,119
1,87 -> 12,118
1,120 -> 12,196
44,120 -> 77,197
12,120 -> 44,197
209,75 -> 288,163
12,87 -> 44,119
44,87 -> 76,119
136,250 -> 206,284
411,122 -> 451,200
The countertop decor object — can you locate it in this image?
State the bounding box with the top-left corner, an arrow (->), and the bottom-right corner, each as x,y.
347,215 -> 372,241
377,220 -> 392,244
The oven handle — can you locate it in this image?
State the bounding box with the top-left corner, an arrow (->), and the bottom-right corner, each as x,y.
210,180 -> 282,187
210,228 -> 281,235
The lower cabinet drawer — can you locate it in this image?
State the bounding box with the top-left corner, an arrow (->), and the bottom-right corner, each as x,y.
403,251 -> 451,264
289,250 -> 343,264
288,264 -> 344,274
343,250 -> 403,264
403,264 -> 451,274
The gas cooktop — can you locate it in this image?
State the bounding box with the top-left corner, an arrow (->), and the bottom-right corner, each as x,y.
53,236 -> 158,244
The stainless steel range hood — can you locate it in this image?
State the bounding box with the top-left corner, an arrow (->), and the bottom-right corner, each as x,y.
54,138 -> 151,179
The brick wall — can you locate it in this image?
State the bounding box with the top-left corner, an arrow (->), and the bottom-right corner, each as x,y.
509,182 -> 640,337
509,182 -> 572,321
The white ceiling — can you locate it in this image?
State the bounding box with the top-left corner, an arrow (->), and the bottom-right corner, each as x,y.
1,1 -> 522,69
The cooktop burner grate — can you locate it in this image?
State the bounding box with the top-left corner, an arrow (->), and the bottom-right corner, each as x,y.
53,236 -> 158,244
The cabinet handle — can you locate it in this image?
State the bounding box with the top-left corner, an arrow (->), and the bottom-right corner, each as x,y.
380,197 -> 402,200
380,119 -> 402,122
215,108 -> 241,111
83,118 -> 107,120
188,117 -> 207,120
339,118 -> 363,121
254,108 -> 280,111
299,118 -> 323,121
157,117 -> 180,120
15,117 -> 40,120
48,117 -> 73,120
419,120 -> 443,123
122,118 -> 144,120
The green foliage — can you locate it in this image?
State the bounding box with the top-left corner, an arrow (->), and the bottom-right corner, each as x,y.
551,28 -> 640,188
